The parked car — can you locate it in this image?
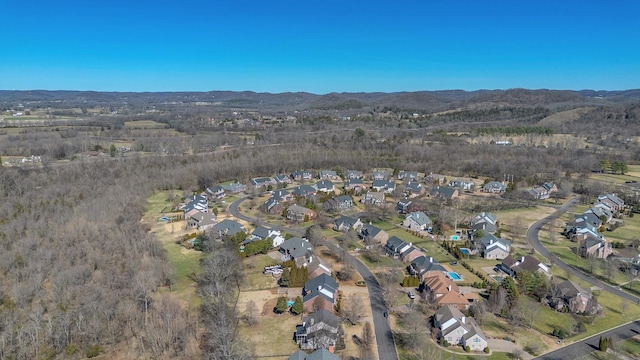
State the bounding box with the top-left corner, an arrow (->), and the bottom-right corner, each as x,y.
408,290 -> 415,299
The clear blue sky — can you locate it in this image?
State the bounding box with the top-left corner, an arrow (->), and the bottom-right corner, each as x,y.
2,0 -> 639,93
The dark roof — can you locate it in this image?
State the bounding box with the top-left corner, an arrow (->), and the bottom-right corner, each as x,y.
289,348 -> 339,360
211,219 -> 244,236
315,180 -> 334,190
303,309 -> 339,329
292,185 -> 317,196
334,215 -> 359,228
252,225 -> 270,239
430,186 -> 457,198
303,274 -> 339,304
360,223 -> 382,238
280,237 -> 312,259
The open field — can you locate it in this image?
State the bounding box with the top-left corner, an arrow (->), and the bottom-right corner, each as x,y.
124,120 -> 169,129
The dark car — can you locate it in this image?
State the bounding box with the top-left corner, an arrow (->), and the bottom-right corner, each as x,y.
383,311 -> 389,318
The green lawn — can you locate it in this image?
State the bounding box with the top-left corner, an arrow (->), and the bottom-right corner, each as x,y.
163,242 -> 202,293
620,337 -> 640,356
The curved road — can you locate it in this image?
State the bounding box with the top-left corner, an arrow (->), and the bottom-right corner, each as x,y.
526,198 -> 640,303
527,198 -> 640,359
536,320 -> 640,360
229,197 -> 399,360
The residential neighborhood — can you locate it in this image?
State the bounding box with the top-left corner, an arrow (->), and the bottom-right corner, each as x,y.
155,168 -> 640,360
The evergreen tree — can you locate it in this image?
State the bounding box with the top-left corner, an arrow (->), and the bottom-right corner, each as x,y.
275,296 -> 288,314
291,296 -> 304,315
279,267 -> 291,287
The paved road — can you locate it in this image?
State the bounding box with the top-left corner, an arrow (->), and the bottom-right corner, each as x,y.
229,196 -> 399,360
525,197 -> 640,303
535,320 -> 640,360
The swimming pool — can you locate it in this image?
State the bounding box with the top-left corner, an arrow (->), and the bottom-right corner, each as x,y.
450,235 -> 459,240
287,301 -> 295,307
460,248 -> 470,255
448,272 -> 462,281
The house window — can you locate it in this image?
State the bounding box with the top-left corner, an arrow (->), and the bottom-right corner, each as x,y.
474,338 -> 480,343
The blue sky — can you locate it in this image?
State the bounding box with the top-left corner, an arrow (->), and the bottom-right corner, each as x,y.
2,0 -> 639,93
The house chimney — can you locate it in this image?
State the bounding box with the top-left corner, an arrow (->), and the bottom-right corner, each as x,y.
447,284 -> 452,292
461,316 -> 466,324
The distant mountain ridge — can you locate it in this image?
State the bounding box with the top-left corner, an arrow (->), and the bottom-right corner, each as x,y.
0,89 -> 638,111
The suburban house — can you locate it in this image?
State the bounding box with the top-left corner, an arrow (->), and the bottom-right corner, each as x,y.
563,198 -> 613,259
448,178 -> 475,190
181,194 -> 208,215
359,223 -> 389,244
425,173 -> 447,185
333,216 -> 363,232
186,212 -> 217,231
423,272 -> 469,309
470,212 -> 498,234
584,206 -> 613,224
402,211 -> 432,231
220,182 -> 247,194
527,182 -> 558,200
287,205 -> 317,222
205,185 -> 226,199
597,193 -> 625,214
280,237 -> 313,264
303,273 -> 339,313
317,170 -> 341,180
549,280 -> 600,315
343,178 -> 365,192
249,226 -> 285,247
261,197 -> 284,215
385,236 -> 424,262
323,195 -> 354,212
385,236 -> 413,258
314,180 -> 335,193
273,174 -> 292,185
288,348 -> 339,360
397,171 -> 419,181
291,170 -> 313,182
409,255 -> 446,279
397,199 -> 413,214
295,309 -> 341,350
482,181 -> 507,193
429,186 -> 459,201
210,219 -> 245,239
371,179 -> 396,193
251,177 -> 273,189
477,234 -> 511,259
578,235 -> 612,259
306,255 -> 332,279
291,185 -> 317,198
271,189 -> 293,202
433,305 -> 488,351
360,191 -> 385,206
371,170 -> 391,180
500,255 -> 551,278
405,181 -> 425,197
346,170 -> 363,179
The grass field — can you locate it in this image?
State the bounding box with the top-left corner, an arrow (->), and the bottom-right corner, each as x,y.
124,120 -> 169,129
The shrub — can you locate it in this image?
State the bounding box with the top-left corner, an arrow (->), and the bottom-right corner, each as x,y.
464,345 -> 470,352
64,344 -> 78,356
86,345 -> 103,358
484,347 -> 490,353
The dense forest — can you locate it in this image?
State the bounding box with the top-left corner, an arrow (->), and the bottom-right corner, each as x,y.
0,89 -> 639,359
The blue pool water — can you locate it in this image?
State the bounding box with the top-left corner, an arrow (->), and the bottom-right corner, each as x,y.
450,235 -> 459,240
460,248 -> 470,255
448,272 -> 462,280
287,301 -> 294,307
